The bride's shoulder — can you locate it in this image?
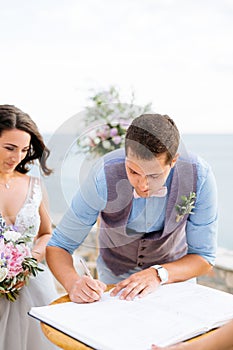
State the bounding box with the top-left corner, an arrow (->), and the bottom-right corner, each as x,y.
28,176 -> 43,194
26,176 -> 43,203
28,175 -> 41,185
15,173 -> 41,187
15,173 -> 42,192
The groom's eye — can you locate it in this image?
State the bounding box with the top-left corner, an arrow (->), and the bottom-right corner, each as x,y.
149,174 -> 161,179
129,169 -> 138,175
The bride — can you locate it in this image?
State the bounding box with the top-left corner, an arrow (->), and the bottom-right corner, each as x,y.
0,105 -> 59,350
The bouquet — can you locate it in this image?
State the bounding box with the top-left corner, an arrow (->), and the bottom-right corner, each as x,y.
0,216 -> 43,301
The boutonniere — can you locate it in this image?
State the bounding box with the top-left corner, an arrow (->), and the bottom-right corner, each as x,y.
175,192 -> 196,223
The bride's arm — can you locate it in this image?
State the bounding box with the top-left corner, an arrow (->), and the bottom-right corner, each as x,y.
32,197 -> 52,263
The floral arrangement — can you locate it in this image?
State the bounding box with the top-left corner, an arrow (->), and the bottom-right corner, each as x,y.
78,120 -> 129,156
175,192 -> 196,222
0,217 -> 43,301
77,86 -> 152,157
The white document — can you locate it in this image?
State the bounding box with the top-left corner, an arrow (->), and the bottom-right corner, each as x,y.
29,282 -> 233,350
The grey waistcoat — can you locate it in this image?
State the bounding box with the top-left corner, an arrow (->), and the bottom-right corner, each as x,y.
99,152 -> 197,275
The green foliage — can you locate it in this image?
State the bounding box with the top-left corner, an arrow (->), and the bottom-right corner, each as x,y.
175,192 -> 196,223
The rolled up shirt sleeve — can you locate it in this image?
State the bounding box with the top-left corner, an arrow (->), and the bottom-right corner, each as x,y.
47,159 -> 107,254
186,160 -> 218,265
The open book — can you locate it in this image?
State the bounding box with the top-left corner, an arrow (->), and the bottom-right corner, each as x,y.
29,282 -> 233,350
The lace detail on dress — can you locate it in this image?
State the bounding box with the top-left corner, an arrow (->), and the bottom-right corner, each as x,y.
14,176 -> 42,241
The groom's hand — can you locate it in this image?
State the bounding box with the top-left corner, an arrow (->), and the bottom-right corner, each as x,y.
69,276 -> 106,303
110,268 -> 160,301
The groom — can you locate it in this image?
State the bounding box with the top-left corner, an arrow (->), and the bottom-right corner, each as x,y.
46,113 -> 218,303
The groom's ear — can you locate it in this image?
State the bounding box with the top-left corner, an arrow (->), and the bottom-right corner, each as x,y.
171,153 -> 179,168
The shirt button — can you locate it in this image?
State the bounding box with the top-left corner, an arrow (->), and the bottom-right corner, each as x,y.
138,262 -> 144,267
140,247 -> 146,251
138,255 -> 144,259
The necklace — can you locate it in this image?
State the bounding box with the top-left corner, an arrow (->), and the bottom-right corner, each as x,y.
0,179 -> 12,189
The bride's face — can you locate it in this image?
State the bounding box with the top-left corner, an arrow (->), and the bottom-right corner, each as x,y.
0,128 -> 31,174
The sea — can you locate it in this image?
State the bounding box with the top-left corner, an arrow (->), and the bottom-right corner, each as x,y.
182,134 -> 233,250
39,133 -> 233,250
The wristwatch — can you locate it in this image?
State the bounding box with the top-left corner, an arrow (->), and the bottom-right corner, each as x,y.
151,265 -> 169,284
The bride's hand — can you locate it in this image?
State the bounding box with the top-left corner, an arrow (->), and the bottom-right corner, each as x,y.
31,249 -> 43,262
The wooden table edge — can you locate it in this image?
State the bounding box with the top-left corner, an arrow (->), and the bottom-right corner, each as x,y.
41,294 -> 93,350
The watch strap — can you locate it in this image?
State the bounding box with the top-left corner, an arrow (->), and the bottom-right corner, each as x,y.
150,264 -> 168,284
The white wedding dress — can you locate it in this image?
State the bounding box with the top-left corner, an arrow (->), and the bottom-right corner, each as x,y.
0,176 -> 60,350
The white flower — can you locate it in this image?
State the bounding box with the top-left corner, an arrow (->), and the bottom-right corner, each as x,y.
102,140 -> 111,149
93,137 -> 101,145
0,267 -> 8,282
4,230 -> 21,242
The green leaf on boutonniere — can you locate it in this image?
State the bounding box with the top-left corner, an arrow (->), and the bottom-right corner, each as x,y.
175,192 -> 196,223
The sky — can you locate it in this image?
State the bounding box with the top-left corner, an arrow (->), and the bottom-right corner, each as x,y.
1,0 -> 233,134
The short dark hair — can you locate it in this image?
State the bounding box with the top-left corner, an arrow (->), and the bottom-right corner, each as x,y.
125,114 -> 180,164
0,105 -> 52,175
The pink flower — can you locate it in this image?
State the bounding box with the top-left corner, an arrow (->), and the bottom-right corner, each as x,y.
89,137 -> 97,147
112,136 -> 122,145
0,220 -> 42,301
4,242 -> 31,278
97,125 -> 110,140
110,127 -> 118,137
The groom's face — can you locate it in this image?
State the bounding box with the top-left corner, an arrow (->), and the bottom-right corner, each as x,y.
125,148 -> 176,198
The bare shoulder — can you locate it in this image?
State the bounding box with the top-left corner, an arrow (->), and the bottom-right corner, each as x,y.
13,172 -> 29,183
13,173 -> 42,190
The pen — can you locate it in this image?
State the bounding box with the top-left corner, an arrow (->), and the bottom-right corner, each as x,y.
79,257 -> 93,279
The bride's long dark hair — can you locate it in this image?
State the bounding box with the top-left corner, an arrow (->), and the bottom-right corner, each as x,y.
0,105 -> 52,175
